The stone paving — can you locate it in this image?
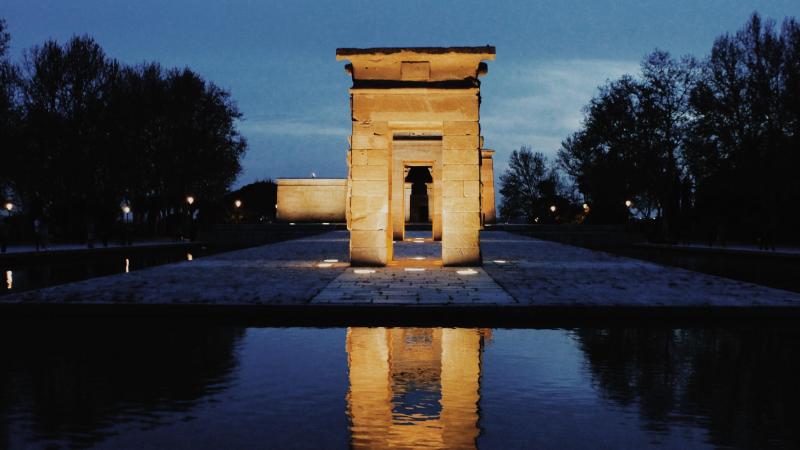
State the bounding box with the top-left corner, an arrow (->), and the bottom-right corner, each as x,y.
2,233 -> 351,305
312,266 -> 514,305
481,233 -> 800,307
3,230 -> 800,308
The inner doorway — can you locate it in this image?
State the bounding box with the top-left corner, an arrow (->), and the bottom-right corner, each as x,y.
390,135 -> 442,264
405,166 -> 432,224
393,164 -> 440,263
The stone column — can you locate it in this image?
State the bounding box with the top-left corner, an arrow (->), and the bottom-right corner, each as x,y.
480,149 -> 496,225
348,120 -> 391,265
441,121 -> 481,266
440,328 -> 481,447
346,327 -> 392,448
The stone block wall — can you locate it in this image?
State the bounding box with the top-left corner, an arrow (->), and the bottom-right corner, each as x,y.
441,122 -> 482,266
338,47 -> 495,266
276,179 -> 347,222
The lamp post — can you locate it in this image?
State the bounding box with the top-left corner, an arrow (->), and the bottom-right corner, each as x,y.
121,204 -> 132,246
234,199 -> 242,224
2,202 -> 12,253
624,199 -> 633,230
186,196 -> 195,242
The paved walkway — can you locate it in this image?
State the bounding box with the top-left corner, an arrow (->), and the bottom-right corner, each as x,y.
3,231 -> 800,309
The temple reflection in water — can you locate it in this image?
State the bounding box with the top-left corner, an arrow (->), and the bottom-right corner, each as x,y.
346,328 -> 489,449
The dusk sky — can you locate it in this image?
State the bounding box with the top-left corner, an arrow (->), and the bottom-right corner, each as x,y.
3,0 -> 799,187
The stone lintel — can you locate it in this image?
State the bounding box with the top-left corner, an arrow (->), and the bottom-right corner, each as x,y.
349,87 -> 480,95
336,46 -> 495,58
338,47 -> 495,83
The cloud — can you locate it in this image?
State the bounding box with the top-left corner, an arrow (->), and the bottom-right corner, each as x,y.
238,118 -> 349,138
482,59 -> 639,173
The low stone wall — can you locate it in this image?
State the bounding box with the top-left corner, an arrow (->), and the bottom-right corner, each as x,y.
276,179 -> 347,222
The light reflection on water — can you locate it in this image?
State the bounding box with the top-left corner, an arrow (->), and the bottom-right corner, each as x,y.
0,324 -> 798,449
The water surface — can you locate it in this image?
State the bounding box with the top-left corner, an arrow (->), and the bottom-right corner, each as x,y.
1,324 -> 797,448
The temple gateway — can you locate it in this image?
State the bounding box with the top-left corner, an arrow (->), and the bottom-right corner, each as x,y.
277,46 -> 496,266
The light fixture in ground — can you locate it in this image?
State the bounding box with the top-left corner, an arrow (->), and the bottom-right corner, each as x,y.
322,222 -> 330,225
317,263 -> 333,268
323,259 -> 338,263
405,267 -> 425,272
493,260 -> 507,264
354,269 -> 375,274
457,269 -> 478,275
412,256 -> 425,260
187,253 -> 193,261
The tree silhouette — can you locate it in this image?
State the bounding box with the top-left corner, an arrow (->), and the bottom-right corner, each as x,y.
2,31 -> 247,239
559,12 -> 800,244
499,146 -> 573,223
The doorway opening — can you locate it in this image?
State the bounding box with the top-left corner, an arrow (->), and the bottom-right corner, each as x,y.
405,166 -> 432,225
393,164 -> 440,265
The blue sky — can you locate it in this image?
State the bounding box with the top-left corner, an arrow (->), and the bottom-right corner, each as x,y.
3,1 -> 798,187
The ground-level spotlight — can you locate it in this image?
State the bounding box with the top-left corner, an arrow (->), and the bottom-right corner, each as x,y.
354,269 -> 375,274
412,256 -> 426,260
317,263 -> 333,268
625,199 -> 633,208
5,270 -> 11,290
457,269 -> 478,275
124,258 -> 130,273
405,267 -> 425,272
187,253 -> 193,261
493,260 -> 507,264
289,222 -> 296,226
322,222 -> 330,225
4,202 -> 12,212
323,259 -> 339,263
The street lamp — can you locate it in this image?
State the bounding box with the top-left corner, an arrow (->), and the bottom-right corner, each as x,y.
550,205 -> 557,213
234,199 -> 242,224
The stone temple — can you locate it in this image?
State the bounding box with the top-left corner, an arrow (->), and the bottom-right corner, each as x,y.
277,46 -> 496,266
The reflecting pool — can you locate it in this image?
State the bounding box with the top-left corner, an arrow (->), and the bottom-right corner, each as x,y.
0,324 -> 798,448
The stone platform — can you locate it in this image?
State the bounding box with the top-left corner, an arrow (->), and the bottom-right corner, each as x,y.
3,231 -> 800,323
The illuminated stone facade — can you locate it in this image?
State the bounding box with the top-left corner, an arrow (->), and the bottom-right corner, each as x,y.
346,328 -> 487,448
275,179 -> 347,222
338,46 -> 496,266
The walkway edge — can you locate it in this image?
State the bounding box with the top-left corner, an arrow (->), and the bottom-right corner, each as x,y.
3,303 -> 800,327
